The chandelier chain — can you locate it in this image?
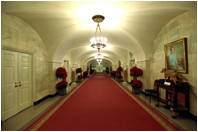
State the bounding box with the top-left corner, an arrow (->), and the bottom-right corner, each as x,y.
95,23 -> 102,37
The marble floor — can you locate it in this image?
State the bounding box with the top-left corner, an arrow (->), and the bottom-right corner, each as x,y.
1,79 -> 197,131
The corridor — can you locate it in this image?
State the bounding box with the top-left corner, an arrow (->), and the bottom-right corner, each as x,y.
1,73 -> 197,131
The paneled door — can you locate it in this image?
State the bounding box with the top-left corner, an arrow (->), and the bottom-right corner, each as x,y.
18,53 -> 32,112
1,50 -> 32,121
1,50 -> 18,121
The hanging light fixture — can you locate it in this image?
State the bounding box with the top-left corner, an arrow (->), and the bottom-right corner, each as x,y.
90,15 -> 107,52
95,53 -> 103,60
95,53 -> 103,65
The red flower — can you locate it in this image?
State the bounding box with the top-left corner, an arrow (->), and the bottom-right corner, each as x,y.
117,67 -> 123,72
56,67 -> 67,79
78,75 -> 83,79
117,75 -> 122,78
83,71 -> 88,76
129,66 -> 143,77
131,80 -> 142,88
56,81 -> 68,89
110,71 -> 116,74
76,68 -> 82,73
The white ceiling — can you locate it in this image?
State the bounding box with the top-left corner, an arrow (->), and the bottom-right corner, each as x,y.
1,1 -> 197,65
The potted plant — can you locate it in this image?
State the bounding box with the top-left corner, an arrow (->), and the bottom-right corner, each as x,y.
77,75 -> 83,83
83,71 -> 88,78
106,67 -> 109,74
130,66 -> 143,80
117,74 -> 122,82
131,80 -> 142,94
76,68 -> 82,73
56,67 -> 67,79
110,71 -> 116,77
78,75 -> 83,79
56,81 -> 68,95
56,67 -> 68,95
117,66 -> 123,74
90,69 -> 94,74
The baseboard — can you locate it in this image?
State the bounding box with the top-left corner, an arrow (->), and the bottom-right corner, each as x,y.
34,92 -> 58,106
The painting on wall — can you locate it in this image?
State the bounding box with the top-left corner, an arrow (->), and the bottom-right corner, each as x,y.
164,38 -> 188,73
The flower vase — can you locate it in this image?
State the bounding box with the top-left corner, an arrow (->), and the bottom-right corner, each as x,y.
117,78 -> 122,82
133,76 -> 137,80
77,78 -> 82,83
132,87 -> 141,94
58,88 -> 66,95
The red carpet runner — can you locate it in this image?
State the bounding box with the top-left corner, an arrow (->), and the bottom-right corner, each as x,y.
25,72 -> 180,131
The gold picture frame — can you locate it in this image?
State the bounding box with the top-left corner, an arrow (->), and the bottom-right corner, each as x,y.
164,38 -> 188,73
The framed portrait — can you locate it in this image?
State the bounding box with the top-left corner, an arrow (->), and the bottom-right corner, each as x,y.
164,38 -> 188,73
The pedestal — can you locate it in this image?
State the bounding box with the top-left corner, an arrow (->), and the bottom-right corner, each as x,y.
72,82 -> 76,85
123,70 -> 127,83
72,71 -> 76,83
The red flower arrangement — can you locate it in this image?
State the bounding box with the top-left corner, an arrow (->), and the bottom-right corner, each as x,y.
117,66 -> 123,72
83,71 -> 88,76
90,69 -> 94,73
110,71 -> 116,77
56,81 -> 68,89
130,66 -> 143,77
131,80 -> 142,88
56,67 -> 67,79
78,75 -> 83,79
117,75 -> 122,78
106,67 -> 109,72
110,71 -> 116,74
76,68 -> 82,73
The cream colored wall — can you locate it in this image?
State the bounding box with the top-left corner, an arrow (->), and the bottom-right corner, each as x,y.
150,11 -> 197,116
1,14 -> 56,102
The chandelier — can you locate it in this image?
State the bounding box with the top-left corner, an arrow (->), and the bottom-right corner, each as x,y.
95,53 -> 103,65
90,15 -> 107,51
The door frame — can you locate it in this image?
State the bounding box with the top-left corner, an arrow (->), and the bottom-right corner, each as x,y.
2,46 -> 36,106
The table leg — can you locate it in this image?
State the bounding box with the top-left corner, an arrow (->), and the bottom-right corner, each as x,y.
155,86 -> 159,106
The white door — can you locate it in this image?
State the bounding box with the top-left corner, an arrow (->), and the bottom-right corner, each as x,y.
1,50 -> 32,121
18,53 -> 31,112
1,50 -> 18,121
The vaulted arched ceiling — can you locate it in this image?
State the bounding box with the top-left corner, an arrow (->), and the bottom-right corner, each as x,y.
2,1 -> 196,65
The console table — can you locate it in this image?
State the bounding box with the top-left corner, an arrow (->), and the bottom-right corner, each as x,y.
154,82 -> 189,119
